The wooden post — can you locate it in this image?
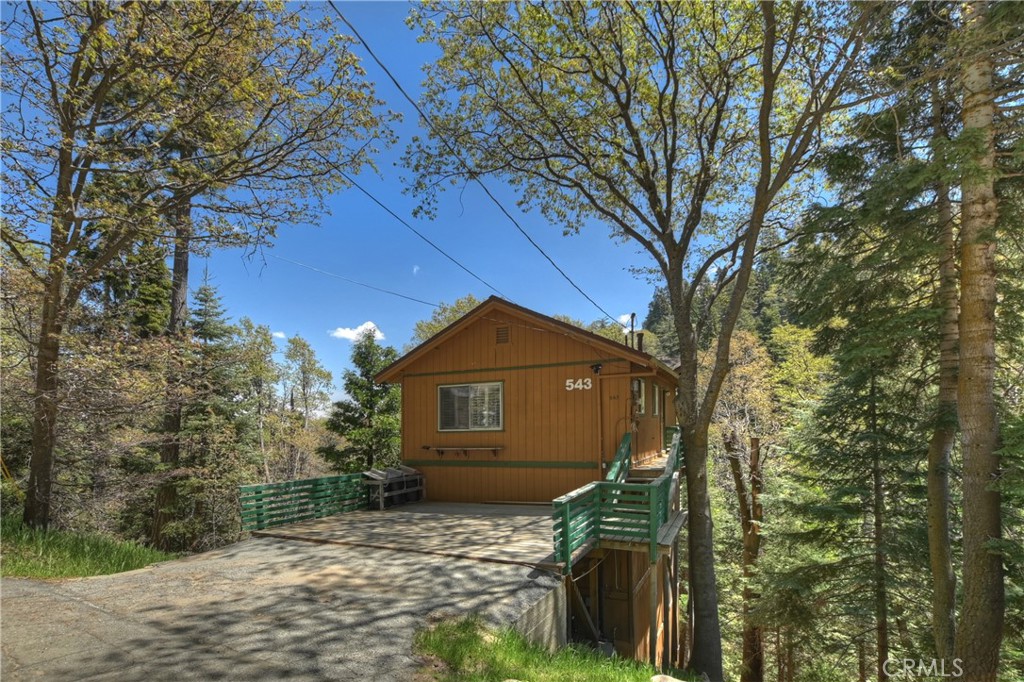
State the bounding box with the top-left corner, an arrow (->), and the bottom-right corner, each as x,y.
650,559 -> 659,666
662,555 -> 672,670
649,483 -> 660,564
559,501 -> 572,573
597,373 -> 605,475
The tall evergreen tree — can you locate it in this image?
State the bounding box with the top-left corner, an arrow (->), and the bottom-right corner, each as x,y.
323,330 -> 400,472
150,283 -> 261,551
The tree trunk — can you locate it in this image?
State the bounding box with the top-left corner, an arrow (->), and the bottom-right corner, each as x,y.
954,3 -> 1004,677
870,373 -> 889,682
152,192 -> 192,549
926,93 -> 958,661
23,276 -> 65,529
681,424 -> 724,682
776,629 -> 783,682
23,135 -> 77,530
168,201 -> 191,335
726,433 -> 764,682
745,438 -> 765,682
258,389 -> 270,483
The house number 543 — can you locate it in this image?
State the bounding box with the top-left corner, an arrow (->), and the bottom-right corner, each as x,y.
565,378 -> 593,391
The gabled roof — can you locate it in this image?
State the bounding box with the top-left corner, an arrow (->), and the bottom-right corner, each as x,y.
375,296 -> 677,384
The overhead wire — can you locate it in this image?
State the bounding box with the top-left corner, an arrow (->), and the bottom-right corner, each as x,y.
327,1 -> 621,327
339,172 -> 508,299
269,255 -> 633,348
268,254 -> 440,307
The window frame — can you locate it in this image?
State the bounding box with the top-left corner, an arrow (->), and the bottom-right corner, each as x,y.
437,381 -> 504,432
633,378 -> 647,416
653,384 -> 660,416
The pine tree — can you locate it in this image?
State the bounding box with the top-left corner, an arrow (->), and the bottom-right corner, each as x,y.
323,330 -> 400,472
148,283 -> 261,551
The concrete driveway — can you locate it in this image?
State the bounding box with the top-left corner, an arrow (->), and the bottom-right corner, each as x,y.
1,529 -> 562,681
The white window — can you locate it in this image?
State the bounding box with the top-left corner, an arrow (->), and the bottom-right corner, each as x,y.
438,382 -> 503,431
654,385 -> 660,416
633,378 -> 646,415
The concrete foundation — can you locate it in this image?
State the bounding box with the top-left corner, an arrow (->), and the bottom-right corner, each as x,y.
510,574 -> 567,652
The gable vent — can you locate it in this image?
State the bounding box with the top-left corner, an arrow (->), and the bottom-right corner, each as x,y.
495,326 -> 510,344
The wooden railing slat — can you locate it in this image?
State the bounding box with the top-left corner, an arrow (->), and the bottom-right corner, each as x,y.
239,474 -> 370,531
553,437 -> 685,573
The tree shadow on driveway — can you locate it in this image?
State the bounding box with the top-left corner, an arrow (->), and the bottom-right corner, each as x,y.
1,536 -> 560,681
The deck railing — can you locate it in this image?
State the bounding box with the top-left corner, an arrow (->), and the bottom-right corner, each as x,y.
665,429 -> 682,473
604,432 -> 633,483
239,474 -> 369,531
553,430 -> 683,573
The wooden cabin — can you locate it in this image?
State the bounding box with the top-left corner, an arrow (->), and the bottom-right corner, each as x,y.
375,297 -> 678,504
377,297 -> 685,667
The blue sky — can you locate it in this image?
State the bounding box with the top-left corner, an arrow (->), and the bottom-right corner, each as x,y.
203,2 -> 660,396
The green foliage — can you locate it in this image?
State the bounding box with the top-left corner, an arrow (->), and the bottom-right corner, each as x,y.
551,314 -> 585,328
0,515 -> 175,579
409,295 -> 482,349
87,238 -> 172,337
283,335 -> 333,424
643,288 -> 679,363
322,330 -> 401,472
414,617 -> 672,682
769,325 -> 834,420
136,284 -> 262,551
999,414 -> 1024,677
2,0 -> 396,531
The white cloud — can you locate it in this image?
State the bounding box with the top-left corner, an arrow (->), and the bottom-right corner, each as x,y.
272,331 -> 286,339
329,321 -> 384,342
413,265 -> 421,276
617,313 -> 633,328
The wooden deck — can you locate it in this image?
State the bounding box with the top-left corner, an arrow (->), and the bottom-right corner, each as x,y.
251,502 -> 559,571
629,452 -> 670,479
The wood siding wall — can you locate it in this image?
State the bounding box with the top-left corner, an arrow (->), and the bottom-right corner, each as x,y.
396,310 -> 667,503
575,548 -> 670,662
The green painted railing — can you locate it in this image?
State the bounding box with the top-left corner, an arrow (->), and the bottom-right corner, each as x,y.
664,425 -> 680,452
239,474 -> 368,531
666,429 -> 682,473
604,432 -> 632,483
553,474 -> 675,572
553,431 -> 683,573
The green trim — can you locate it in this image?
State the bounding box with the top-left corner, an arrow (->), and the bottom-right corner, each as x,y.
403,357 -> 622,379
405,459 -> 599,469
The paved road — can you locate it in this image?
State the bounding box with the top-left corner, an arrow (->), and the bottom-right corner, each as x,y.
0,536 -> 560,681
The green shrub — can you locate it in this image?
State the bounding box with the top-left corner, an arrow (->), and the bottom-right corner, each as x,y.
1,478 -> 25,518
0,515 -> 176,578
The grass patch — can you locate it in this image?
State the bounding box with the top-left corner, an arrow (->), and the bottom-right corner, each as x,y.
415,617 -> 676,682
0,515 -> 176,579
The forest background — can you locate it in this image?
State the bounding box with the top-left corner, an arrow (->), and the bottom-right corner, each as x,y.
1,2 -> 1021,681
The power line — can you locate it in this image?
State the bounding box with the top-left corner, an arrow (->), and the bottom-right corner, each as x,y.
328,1 -> 620,327
340,171 -> 507,299
268,254 -> 439,308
